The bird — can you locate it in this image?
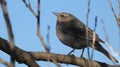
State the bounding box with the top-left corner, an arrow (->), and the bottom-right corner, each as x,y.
53,12 -> 118,63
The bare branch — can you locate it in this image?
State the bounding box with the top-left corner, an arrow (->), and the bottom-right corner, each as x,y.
0,58 -> 11,67
0,0 -> 15,67
46,25 -> 51,51
22,0 -> 49,52
0,0 -> 14,50
101,19 -> 109,43
107,0 -> 117,20
86,0 -> 91,61
22,0 -> 60,66
0,37 -> 118,67
22,0 -> 37,17
0,37 -> 40,67
91,16 -> 98,62
36,0 -> 50,52
107,0 -> 120,27
118,0 -> 120,15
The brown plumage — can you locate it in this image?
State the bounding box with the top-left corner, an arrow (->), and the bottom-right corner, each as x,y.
53,12 -> 118,63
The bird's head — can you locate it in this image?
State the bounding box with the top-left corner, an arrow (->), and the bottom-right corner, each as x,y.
53,12 -> 78,23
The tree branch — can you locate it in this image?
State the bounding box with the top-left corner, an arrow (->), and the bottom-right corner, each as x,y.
0,0 -> 15,67
0,37 -> 40,67
0,37 -> 119,67
0,58 -> 11,67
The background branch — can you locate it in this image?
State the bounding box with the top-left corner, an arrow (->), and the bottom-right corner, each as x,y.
0,58 -> 11,67
0,0 -> 15,67
22,0 -> 49,52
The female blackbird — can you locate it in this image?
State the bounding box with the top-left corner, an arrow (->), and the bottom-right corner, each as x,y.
53,12 -> 118,63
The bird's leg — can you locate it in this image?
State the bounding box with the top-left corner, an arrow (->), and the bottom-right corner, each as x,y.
67,49 -> 75,55
80,48 -> 85,57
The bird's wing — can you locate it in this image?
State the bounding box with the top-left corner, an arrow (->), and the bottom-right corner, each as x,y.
63,25 -> 101,42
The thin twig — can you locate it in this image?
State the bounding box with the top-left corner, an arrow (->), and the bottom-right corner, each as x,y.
22,0 -> 37,17
22,0 -> 49,52
86,0 -> 91,60
118,0 -> 120,15
37,1 -> 61,66
107,0 -> 120,27
107,0 -> 120,57
47,25 -> 51,52
22,0 -> 61,66
36,0 -> 50,52
46,26 -> 51,67
101,19 -> 109,42
86,0 -> 91,67
94,16 -> 98,31
91,16 -> 98,59
118,0 -> 120,53
107,0 -> 117,20
101,19 -> 120,61
52,59 -> 62,67
0,58 -> 12,67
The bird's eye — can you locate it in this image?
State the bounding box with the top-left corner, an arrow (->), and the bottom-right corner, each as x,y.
60,14 -> 65,17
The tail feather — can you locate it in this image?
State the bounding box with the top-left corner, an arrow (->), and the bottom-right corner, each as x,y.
93,42 -> 118,63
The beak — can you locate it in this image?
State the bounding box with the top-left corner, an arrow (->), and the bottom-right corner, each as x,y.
52,12 -> 60,16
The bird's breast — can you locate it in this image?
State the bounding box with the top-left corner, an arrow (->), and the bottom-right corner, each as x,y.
56,23 -> 87,49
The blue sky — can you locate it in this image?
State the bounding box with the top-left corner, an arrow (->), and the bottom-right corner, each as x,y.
0,0 -> 120,67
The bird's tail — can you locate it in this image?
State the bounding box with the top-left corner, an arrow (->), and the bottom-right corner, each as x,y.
103,41 -> 120,57
94,42 -> 118,63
